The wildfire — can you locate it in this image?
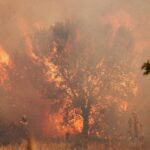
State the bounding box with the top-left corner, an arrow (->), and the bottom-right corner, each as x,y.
44,57 -> 62,85
0,46 -> 10,65
119,101 -> 128,112
42,112 -> 66,137
0,46 -> 11,88
0,7 -> 145,138
17,18 -> 38,60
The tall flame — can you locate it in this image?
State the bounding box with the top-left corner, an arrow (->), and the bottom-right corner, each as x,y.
17,18 -> 38,60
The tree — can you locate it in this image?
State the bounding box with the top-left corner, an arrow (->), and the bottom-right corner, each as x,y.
142,60 -> 150,75
32,21 -> 137,137
44,22 -> 105,137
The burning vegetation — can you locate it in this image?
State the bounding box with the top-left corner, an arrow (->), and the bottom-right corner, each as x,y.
0,0 -> 150,149
0,20 -> 140,138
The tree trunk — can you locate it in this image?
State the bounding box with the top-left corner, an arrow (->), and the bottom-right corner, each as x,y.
82,109 -> 89,137
81,99 -> 91,137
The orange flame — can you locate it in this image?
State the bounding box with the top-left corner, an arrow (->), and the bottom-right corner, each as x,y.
119,101 -> 128,112
0,46 -> 10,65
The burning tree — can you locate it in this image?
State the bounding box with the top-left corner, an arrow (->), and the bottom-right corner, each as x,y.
31,21 -> 137,137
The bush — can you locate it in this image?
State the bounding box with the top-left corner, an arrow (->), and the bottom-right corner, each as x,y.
0,121 -> 28,145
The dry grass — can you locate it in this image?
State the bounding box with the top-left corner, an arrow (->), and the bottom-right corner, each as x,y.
0,136 -> 147,150
0,141 -> 131,150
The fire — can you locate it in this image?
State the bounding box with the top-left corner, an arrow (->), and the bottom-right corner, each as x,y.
17,18 -> 38,60
43,108 -> 83,137
44,57 -> 62,85
0,9 -> 144,138
119,101 -> 128,112
0,46 -> 11,87
42,110 -> 68,137
0,46 -> 10,65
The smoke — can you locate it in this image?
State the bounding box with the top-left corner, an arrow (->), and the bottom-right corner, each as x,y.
0,0 -> 150,137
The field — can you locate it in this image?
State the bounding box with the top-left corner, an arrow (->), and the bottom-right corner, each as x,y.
0,139 -> 144,150
0,143 -> 129,150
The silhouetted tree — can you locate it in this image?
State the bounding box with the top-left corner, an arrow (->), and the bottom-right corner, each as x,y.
142,60 -> 150,75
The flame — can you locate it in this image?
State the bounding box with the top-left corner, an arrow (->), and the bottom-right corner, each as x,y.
0,46 -> 10,65
42,112 -> 65,137
0,46 -> 10,85
0,9 -> 144,137
44,14 -> 139,136
17,18 -> 38,60
73,119 -> 83,133
119,101 -> 128,112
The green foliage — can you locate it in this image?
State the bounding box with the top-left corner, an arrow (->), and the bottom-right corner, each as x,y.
142,60 -> 150,75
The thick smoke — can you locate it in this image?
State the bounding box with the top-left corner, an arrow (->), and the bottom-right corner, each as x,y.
0,0 -> 150,137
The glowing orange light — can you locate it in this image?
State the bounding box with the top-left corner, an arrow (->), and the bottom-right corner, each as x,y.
0,46 -> 10,65
119,101 -> 128,112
